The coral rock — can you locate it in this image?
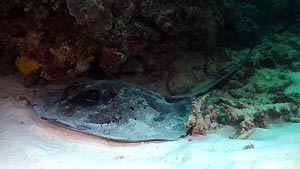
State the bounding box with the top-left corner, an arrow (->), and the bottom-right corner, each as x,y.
184,95 -> 217,136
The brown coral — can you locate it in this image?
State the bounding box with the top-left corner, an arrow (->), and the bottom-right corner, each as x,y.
218,98 -> 296,139
184,95 -> 218,136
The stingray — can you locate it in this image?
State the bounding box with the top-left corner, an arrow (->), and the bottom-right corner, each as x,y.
33,44 -> 256,142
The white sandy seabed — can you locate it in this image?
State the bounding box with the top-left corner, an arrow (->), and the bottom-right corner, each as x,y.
0,75 -> 300,169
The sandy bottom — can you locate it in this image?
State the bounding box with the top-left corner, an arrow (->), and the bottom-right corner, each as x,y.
1,75 -> 300,169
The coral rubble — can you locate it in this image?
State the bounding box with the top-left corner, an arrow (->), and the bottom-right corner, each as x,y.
184,95 -> 218,136
217,97 -> 296,138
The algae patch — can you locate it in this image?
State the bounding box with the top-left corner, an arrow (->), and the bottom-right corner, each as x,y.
15,54 -> 40,75
249,68 -> 292,93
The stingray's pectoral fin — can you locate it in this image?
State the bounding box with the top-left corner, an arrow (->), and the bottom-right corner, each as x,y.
40,116 -> 71,127
40,116 -> 90,131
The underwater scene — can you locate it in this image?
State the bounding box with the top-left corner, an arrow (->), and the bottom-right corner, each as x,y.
0,0 -> 300,168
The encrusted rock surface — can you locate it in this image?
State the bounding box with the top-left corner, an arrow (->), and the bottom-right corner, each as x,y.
0,0 -> 254,82
0,0 -> 96,81
1,0 -> 300,94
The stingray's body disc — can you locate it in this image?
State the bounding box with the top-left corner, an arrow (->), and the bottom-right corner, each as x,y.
34,80 -> 191,141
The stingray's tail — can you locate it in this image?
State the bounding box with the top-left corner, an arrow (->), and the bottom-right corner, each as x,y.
165,38 -> 259,103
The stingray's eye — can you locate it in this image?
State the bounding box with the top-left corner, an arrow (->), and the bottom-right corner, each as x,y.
99,89 -> 118,102
61,86 -> 119,107
61,89 -> 101,107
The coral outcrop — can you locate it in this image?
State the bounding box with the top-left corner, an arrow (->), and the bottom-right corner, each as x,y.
0,0 -> 231,84
254,32 -> 300,71
2,0 -> 299,90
